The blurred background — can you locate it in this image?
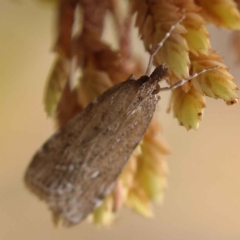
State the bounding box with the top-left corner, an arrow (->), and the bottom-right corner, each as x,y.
1,1 -> 240,240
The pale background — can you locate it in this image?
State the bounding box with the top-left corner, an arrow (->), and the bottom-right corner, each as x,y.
1,1 -> 240,240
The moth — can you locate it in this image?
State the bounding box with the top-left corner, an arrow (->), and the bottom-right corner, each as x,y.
24,15 -> 216,227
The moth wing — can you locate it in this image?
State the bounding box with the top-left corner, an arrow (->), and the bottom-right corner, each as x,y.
25,78 -> 150,226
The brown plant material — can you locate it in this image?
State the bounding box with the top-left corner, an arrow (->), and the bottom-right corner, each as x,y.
79,0 -> 111,38
229,1 -> 240,64
195,0 -> 240,29
77,67 -> 113,108
56,82 -> 82,127
44,57 -> 71,117
190,51 -> 238,102
131,0 -> 239,130
230,31 -> 240,64
55,0 -> 78,57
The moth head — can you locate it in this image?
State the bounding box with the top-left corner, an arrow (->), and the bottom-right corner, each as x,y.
150,64 -> 168,83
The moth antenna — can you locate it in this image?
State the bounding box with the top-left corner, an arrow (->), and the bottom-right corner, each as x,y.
145,12 -> 186,76
160,66 -> 218,92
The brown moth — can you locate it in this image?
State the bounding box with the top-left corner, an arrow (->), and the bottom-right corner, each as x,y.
24,15 -> 217,227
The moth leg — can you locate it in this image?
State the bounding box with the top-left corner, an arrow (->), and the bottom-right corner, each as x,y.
145,12 -> 186,77
159,66 -> 218,91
